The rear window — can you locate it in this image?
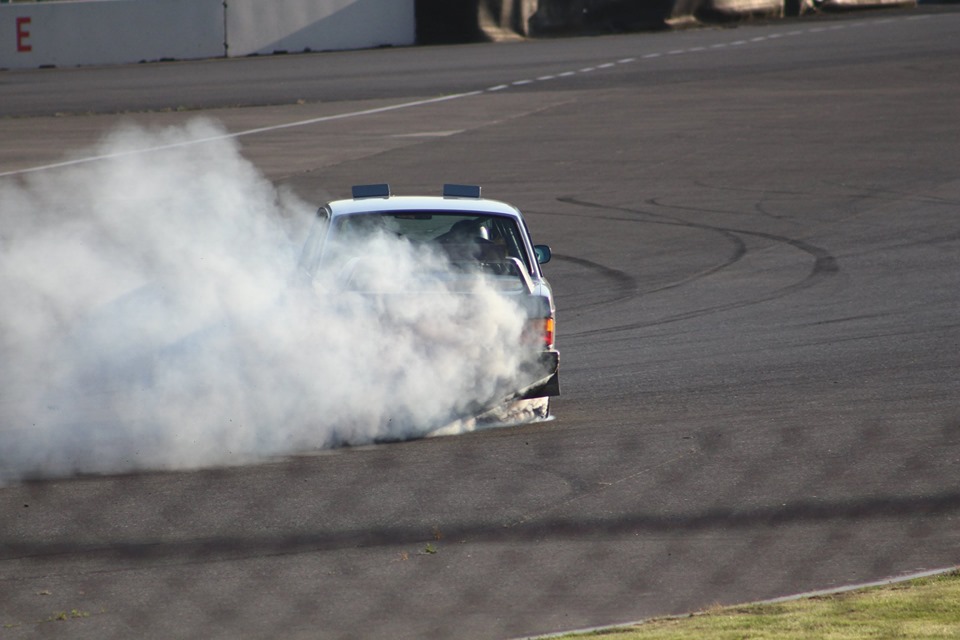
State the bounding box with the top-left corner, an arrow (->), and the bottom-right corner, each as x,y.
329,212 -> 533,274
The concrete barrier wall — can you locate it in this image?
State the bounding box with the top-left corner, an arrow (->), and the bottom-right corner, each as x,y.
0,0 -> 415,70
1,0 -> 917,69
0,0 -> 223,69
226,0 -> 415,56
495,0 -> 915,38
484,0 -> 787,40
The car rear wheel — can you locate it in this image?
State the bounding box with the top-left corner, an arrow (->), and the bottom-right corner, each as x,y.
478,397 -> 550,424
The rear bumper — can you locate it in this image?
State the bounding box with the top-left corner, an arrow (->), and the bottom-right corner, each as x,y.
519,350 -> 560,399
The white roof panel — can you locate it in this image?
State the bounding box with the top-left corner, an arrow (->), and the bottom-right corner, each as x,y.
327,195 -> 522,219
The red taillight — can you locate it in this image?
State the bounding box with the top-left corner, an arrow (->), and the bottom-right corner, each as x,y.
526,317 -> 555,349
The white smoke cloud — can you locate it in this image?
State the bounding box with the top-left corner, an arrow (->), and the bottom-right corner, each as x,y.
0,119 -> 539,484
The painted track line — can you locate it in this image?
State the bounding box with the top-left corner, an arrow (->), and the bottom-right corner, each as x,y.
0,91 -> 481,179
0,13 -> 930,179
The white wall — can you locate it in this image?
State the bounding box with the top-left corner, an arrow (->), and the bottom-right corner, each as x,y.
0,0 -> 415,70
0,0 -> 224,69
226,0 -> 415,57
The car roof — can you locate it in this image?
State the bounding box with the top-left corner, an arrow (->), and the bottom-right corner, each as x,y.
325,195 -> 523,220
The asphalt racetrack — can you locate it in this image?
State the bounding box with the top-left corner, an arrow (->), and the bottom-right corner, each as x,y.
2,6 -> 959,638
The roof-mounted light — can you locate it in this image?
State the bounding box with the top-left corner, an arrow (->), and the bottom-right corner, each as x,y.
352,184 -> 391,199
443,184 -> 481,199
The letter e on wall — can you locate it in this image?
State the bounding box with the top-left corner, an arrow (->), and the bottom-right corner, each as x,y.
17,16 -> 32,53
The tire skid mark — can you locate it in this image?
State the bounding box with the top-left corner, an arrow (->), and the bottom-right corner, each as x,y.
548,202 -> 747,316
753,199 -> 796,223
558,196 -> 839,338
641,197 -> 838,278
693,179 -> 960,208
551,254 -> 640,312
819,180 -> 960,207
645,228 -> 749,296
558,196 -> 752,294
692,179 -> 813,198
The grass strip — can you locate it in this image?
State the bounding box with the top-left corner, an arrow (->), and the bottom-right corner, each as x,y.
566,569 -> 960,640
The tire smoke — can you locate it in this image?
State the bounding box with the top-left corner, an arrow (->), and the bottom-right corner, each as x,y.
0,119 -> 535,485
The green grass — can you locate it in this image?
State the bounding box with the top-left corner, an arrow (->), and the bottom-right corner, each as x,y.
566,570 -> 960,640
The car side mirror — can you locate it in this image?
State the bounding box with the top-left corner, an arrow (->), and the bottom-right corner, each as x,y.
534,244 -> 552,265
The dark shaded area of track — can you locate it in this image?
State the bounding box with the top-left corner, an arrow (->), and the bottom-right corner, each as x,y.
2,6 -> 960,639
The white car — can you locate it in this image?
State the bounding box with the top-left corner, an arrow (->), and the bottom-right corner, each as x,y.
298,184 -> 560,416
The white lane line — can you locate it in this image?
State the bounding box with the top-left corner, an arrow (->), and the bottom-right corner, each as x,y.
391,130 -> 463,138
506,12 -> 920,99
0,91 -> 482,178
3,13 -> 928,179
487,13 -> 915,97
